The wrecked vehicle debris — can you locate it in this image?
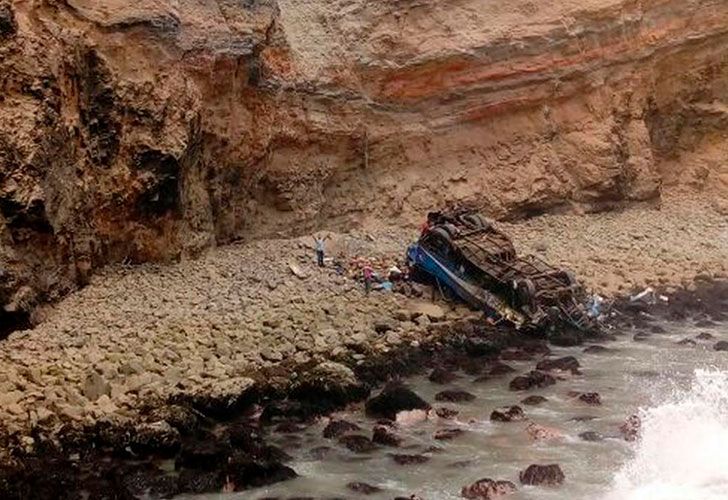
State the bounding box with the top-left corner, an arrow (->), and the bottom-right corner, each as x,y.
406,208 -> 597,333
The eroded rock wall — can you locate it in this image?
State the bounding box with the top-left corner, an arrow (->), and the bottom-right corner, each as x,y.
1,0 -> 727,318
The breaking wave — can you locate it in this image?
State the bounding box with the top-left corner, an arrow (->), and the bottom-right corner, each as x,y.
606,369 -> 728,500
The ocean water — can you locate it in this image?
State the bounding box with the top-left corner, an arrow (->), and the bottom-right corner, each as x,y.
195,319 -> 728,500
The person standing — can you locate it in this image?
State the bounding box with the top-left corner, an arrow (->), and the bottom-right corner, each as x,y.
313,234 -> 329,267
363,264 -> 374,294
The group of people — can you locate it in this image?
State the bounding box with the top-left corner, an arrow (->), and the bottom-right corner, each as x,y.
312,235 -> 407,294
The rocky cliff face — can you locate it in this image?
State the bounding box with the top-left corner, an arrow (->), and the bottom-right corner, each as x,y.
1,0 -> 727,323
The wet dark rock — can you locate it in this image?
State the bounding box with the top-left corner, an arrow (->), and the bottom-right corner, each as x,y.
347,481 -> 382,494
259,400 -> 319,424
275,421 -> 307,433
650,325 -> 667,334
323,420 -> 361,439
129,421 -> 181,457
338,434 -> 378,453
569,415 -> 597,422
462,359 -> 485,376
428,366 -> 459,384
435,390 -> 476,403
676,338 -> 697,347
390,453 -> 430,465
488,362 -> 516,376
176,439 -> 231,470
148,404 -> 200,435
714,341 -> 728,352
289,362 -> 370,414
620,414 -> 641,441
461,477 -> 517,499
365,384 -> 431,420
372,425 -> 401,447
394,496 -> 424,500
490,405 -> 525,422
177,468 -> 225,494
435,407 -> 459,419
536,356 -> 580,374
225,454 -> 297,491
449,459 -> 475,468
577,393 -> 602,406
434,428 -> 465,440
633,332 -> 651,342
464,338 -> 501,357
0,3 -> 16,38
696,332 -> 715,340
521,395 -> 548,406
583,345 -> 610,354
509,371 -> 556,391
578,431 -> 603,442
519,464 -> 565,486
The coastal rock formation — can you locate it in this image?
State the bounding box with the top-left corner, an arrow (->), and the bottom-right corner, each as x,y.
2,0 -> 728,318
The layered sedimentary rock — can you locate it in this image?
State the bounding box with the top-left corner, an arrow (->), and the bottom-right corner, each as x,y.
1,0 -> 727,320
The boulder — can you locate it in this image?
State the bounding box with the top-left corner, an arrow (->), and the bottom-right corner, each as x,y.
171,377 -> 256,418
434,390 -> 476,403
521,395 -> 547,406
347,482 -> 382,494
490,405 -> 525,422
435,407 -> 459,419
548,330 -> 582,347
578,431 -> 603,442
696,332 -> 715,340
577,392 -> 602,406
518,464 -> 565,486
500,348 -> 533,361
488,362 -> 516,376
372,425 -> 401,447
620,414 -> 641,441
633,332 -> 650,342
508,371 -> 555,391
290,362 -> 370,413
536,356 -> 580,374
583,345 -> 610,354
676,338 -> 697,347
714,341 -> 728,352
323,419 -> 360,439
225,454 -> 297,491
525,422 -> 562,441
365,385 -> 430,420
461,478 -> 517,499
338,434 -> 377,453
390,453 -> 430,465
0,3 -> 16,38
428,367 -> 459,384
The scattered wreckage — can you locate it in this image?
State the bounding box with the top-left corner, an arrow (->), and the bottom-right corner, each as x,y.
406,208 -> 598,334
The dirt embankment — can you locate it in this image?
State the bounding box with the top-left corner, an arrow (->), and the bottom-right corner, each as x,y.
1,0 -> 728,319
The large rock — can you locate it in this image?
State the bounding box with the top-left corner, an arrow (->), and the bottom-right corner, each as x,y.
171,377 -> 257,418
365,384 -> 431,420
290,362 -> 370,412
490,405 -> 525,422
461,478 -> 517,499
536,356 -> 581,374
322,419 -> 360,439
519,464 -> 565,486
508,371 -> 556,391
0,2 -> 16,37
409,302 -> 446,322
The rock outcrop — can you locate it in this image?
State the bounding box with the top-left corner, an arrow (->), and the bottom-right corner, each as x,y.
1,0 -> 728,318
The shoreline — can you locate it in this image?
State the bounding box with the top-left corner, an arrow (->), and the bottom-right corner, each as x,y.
1,280 -> 726,498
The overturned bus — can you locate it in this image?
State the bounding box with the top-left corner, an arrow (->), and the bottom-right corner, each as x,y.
406,208 -> 596,333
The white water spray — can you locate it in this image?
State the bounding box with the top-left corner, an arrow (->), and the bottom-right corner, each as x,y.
606,369 -> 728,500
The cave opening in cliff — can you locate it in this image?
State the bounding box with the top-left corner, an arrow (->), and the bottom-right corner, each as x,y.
0,310 -> 31,340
